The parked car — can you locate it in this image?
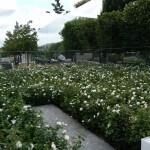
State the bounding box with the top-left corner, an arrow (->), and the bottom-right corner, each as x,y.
1,61 -> 12,70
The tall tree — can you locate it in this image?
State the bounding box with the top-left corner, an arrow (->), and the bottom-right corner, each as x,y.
103,0 -> 135,12
61,18 -> 98,51
3,21 -> 38,53
123,0 -> 150,57
52,0 -> 65,14
97,11 -> 124,51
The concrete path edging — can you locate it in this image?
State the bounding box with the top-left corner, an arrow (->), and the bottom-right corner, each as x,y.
35,105 -> 115,150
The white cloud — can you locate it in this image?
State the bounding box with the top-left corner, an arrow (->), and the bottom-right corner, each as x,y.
0,0 -> 18,10
0,0 -> 80,47
39,0 -> 102,35
0,4 -> 56,47
0,9 -> 15,16
38,33 -> 62,46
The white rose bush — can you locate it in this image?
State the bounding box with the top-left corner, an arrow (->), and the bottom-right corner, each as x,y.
0,63 -> 150,150
0,96 -> 82,150
0,68 -> 83,149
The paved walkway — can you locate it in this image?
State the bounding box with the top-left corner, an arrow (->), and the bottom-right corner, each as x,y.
35,105 -> 114,150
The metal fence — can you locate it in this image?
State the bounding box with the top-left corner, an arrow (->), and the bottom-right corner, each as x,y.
0,48 -> 150,70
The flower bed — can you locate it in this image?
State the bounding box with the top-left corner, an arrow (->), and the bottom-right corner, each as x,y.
0,63 -> 150,150
0,71 -> 82,149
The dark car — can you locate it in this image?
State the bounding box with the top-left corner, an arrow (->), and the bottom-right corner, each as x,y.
1,61 -> 12,70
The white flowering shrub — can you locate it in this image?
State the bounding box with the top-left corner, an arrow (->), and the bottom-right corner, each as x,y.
0,96 -> 82,150
0,63 -> 150,150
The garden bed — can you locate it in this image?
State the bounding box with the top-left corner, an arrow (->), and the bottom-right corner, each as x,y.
0,63 -> 150,150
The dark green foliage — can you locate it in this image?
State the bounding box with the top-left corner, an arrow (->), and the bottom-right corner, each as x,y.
49,41 -> 64,52
77,19 -> 99,50
97,11 -> 124,52
52,0 -> 65,14
61,18 -> 98,51
74,0 -> 91,8
61,20 -> 82,51
123,0 -> 150,52
61,0 -> 149,57
43,41 -> 64,60
99,0 -> 150,53
103,0 -> 135,12
3,21 -> 38,53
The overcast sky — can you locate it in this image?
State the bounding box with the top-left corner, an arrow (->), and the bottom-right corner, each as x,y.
0,0 -> 79,47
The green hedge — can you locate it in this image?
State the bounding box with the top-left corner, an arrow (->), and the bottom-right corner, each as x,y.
61,0 -> 150,54
61,18 -> 98,51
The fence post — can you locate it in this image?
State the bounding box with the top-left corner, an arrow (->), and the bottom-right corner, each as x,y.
101,51 -> 108,64
0,52 -> 1,66
26,53 -> 29,66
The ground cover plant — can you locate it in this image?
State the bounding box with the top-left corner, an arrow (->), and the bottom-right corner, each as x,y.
0,63 -> 150,150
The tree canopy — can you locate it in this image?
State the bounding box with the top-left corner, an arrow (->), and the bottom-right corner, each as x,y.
74,0 -> 91,8
97,11 -> 124,51
61,0 -> 149,55
103,0 -> 135,12
61,18 -> 98,51
3,21 -> 38,53
52,0 -> 65,14
49,41 -> 64,52
123,0 -> 150,49
51,0 -> 90,14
